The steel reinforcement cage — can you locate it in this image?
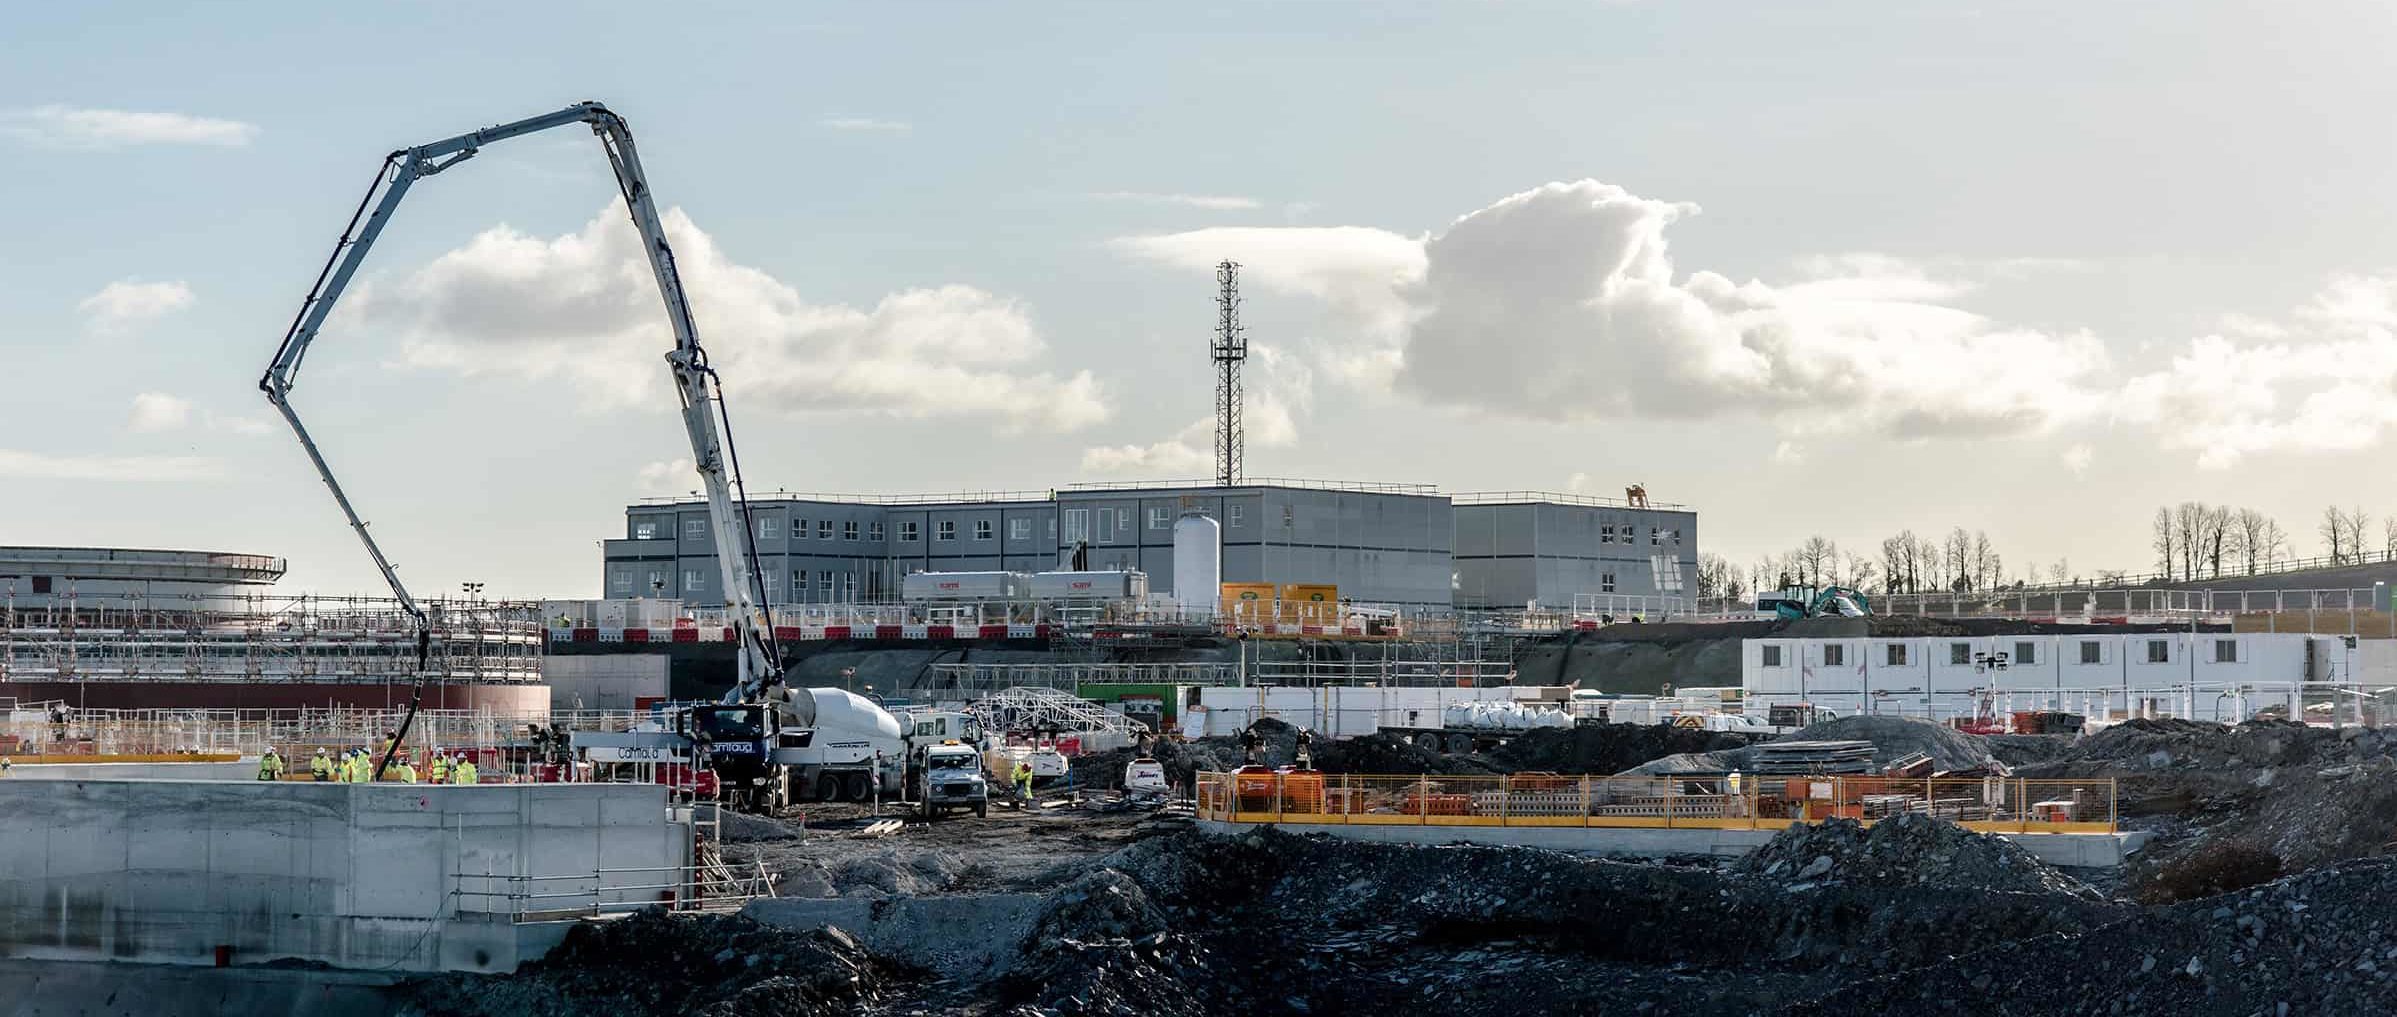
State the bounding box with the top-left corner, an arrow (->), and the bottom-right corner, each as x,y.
1194,771 -> 2118,835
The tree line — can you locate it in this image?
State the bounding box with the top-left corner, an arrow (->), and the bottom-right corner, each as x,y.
1692,502 -> 2373,604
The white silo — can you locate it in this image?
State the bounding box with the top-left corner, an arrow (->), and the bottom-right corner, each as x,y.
1172,511 -> 1222,616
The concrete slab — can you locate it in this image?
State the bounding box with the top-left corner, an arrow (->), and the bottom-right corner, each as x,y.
0,957 -> 406,1017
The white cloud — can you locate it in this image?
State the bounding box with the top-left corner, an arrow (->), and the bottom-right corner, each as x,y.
1121,180 -> 2110,440
1077,342 -> 1311,477
1091,191 -> 1262,211
356,202 -> 1108,432
0,449 -> 217,481
2060,443 -> 2093,475
127,392 -> 192,433
4,105 -> 257,148
126,392 -> 273,436
637,458 -> 694,495
819,118 -> 911,133
79,279 -> 194,333
1772,441 -> 1806,466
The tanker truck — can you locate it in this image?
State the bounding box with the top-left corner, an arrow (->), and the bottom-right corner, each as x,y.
572,688 -> 905,809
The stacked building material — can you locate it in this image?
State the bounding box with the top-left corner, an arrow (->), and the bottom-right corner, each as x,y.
1750,739 -> 1876,775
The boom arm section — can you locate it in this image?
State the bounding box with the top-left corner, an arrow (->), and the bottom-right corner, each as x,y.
260,102 -> 786,776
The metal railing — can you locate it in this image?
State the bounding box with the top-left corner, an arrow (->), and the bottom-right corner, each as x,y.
1451,490 -> 1691,511
1063,477 -> 1441,496
1194,771 -> 2117,835
452,862 -> 773,921
1247,658 -> 1516,688
919,662 -> 1236,693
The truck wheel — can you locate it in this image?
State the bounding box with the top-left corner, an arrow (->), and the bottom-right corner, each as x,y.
842,772 -> 872,803
1412,733 -> 1439,751
975,802 -> 987,818
1444,733 -> 1472,754
814,773 -> 841,802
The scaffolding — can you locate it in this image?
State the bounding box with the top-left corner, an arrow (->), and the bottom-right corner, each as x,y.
1,593 -> 543,682
969,686 -> 1154,739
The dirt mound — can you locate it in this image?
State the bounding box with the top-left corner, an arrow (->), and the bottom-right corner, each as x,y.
1797,858 -> 2397,1015
710,808 -> 802,844
404,910 -> 909,1016
2037,718 -> 2372,772
998,867 -> 1231,1017
1737,815 -> 2095,897
1478,723 -> 1758,774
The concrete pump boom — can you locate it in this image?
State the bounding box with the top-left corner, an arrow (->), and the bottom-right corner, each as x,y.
260,101 -> 786,778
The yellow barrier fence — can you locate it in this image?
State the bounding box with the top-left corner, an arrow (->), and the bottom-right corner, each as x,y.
1194,771 -> 2116,835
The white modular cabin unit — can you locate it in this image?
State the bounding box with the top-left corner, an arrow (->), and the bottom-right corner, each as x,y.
900,570 -> 1028,602
1742,632 -> 2314,724
1026,569 -> 1149,601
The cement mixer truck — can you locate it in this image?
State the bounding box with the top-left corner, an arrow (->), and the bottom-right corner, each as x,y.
575,688 -> 906,810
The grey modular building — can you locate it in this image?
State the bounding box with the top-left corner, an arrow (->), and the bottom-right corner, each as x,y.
601,480 -> 1695,610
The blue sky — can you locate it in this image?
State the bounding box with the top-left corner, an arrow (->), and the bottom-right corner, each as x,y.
7,1 -> 2397,596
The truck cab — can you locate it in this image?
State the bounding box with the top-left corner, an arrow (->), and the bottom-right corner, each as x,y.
678,703 -> 776,809
915,742 -> 989,818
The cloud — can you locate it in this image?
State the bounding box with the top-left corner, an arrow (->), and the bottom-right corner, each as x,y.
127,392 -> 192,433
637,458 -> 694,494
79,279 -> 194,333
1077,342 -> 1312,477
356,202 -> 1108,432
4,105 -> 257,148
1772,441 -> 1806,466
0,449 -> 217,481
1119,180 -> 2120,442
125,391 -> 273,436
819,118 -> 911,133
2060,443 -> 2093,475
1091,191 -> 1262,211
2115,275 -> 2397,468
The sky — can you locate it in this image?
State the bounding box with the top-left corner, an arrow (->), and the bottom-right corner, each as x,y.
6,0 -> 2397,598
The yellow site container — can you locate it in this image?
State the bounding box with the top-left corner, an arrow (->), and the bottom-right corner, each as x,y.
1221,583 -> 1277,625
1281,584 -> 1338,625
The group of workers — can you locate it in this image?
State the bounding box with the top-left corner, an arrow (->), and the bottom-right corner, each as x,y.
256,744 -> 479,785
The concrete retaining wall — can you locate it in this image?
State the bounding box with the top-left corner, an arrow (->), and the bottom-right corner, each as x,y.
0,780 -> 682,973
1196,819 -> 2148,868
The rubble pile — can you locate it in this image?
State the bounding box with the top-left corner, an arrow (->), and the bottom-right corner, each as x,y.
1071,717 -> 1497,790
709,808 -> 802,843
2031,717 -> 2385,774
1738,815 -> 2097,897
1797,858 -> 2397,1015
403,910 -> 909,1017
1624,715 -> 1995,775
1478,722 -> 1758,774
998,868 -> 1236,1017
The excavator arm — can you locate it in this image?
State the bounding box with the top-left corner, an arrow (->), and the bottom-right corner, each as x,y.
261,101 -> 784,778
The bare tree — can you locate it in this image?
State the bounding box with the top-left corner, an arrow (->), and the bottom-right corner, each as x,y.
1790,536 -> 1836,588
2173,502 -> 2207,581
1696,552 -> 1732,602
2049,559 -> 2069,586
2348,507 -> 2374,563
2384,516 -> 2397,558
2199,504 -> 2231,578
1880,534 -> 1911,594
2323,506 -> 2351,564
2153,507 -> 2179,580
2231,508 -> 2274,574
1945,527 -> 1972,592
1970,530 -> 2000,592
1841,551 -> 1877,592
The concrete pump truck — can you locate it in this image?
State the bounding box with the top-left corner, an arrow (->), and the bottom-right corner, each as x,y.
261,101 -> 822,809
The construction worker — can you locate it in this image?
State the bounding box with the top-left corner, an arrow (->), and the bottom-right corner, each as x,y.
1013,760 -> 1034,801
393,753 -> 418,785
349,749 -> 372,784
375,731 -> 393,761
1,757 -> 11,778
310,748 -> 332,782
257,747 -> 286,781
429,751 -> 449,785
452,754 -> 478,785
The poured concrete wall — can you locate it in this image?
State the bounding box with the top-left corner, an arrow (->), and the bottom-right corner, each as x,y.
0,780 -> 684,973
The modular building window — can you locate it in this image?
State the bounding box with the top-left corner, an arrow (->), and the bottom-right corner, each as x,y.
869,521 -> 884,541
1011,518 -> 1031,540
817,520 -> 832,539
794,518 -> 810,540
1823,644 -> 1847,666
2147,639 -> 2170,663
634,522 -> 658,540
1887,643 -> 1908,666
843,521 -> 858,541
1761,645 -> 1783,667
976,520 -> 994,541
2080,640 -> 2102,664
685,519 -> 705,537
1148,507 -> 1171,530
1950,643 -> 1971,665
758,518 -> 779,540
1064,509 -> 1089,544
2015,641 -> 2037,665
2215,639 -> 2238,663
900,521 -> 919,541
1600,572 -> 1615,593
937,521 -> 956,541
